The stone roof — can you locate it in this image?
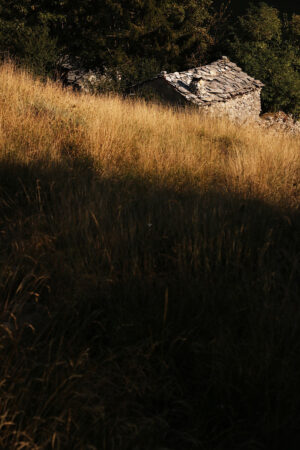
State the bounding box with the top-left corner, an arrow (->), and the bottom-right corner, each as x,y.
136,56 -> 264,106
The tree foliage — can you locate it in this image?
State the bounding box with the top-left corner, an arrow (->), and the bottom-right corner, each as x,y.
0,0 -> 215,82
227,3 -> 300,117
48,0 -> 214,82
0,1 -> 58,75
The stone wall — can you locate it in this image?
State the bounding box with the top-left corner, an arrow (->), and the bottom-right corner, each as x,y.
201,89 -> 262,122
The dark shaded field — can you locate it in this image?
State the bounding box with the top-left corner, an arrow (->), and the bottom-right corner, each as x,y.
1,154 -> 299,449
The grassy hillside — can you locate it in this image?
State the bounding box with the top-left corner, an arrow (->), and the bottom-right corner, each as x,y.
0,62 -> 299,450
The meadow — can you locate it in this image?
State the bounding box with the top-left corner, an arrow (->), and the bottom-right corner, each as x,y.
0,62 -> 299,449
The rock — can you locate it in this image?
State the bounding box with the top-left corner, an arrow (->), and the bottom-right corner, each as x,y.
259,111 -> 300,135
57,55 -> 119,94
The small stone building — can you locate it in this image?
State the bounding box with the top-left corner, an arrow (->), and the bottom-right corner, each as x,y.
129,56 -> 264,121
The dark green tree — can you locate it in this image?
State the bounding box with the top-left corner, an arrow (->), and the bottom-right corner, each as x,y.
45,0 -> 214,83
226,3 -> 300,116
0,1 -> 58,75
0,0 -> 216,83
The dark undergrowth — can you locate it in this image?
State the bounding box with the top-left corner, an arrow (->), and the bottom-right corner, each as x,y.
0,155 -> 300,449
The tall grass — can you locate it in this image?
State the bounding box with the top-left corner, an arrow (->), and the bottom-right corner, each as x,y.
0,62 -> 299,449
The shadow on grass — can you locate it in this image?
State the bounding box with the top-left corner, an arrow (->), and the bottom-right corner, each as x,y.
0,155 -> 299,450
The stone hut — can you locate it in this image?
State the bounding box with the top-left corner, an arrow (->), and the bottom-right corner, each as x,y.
129,56 -> 264,121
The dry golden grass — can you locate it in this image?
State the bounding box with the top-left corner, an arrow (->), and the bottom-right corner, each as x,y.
0,62 -> 299,208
